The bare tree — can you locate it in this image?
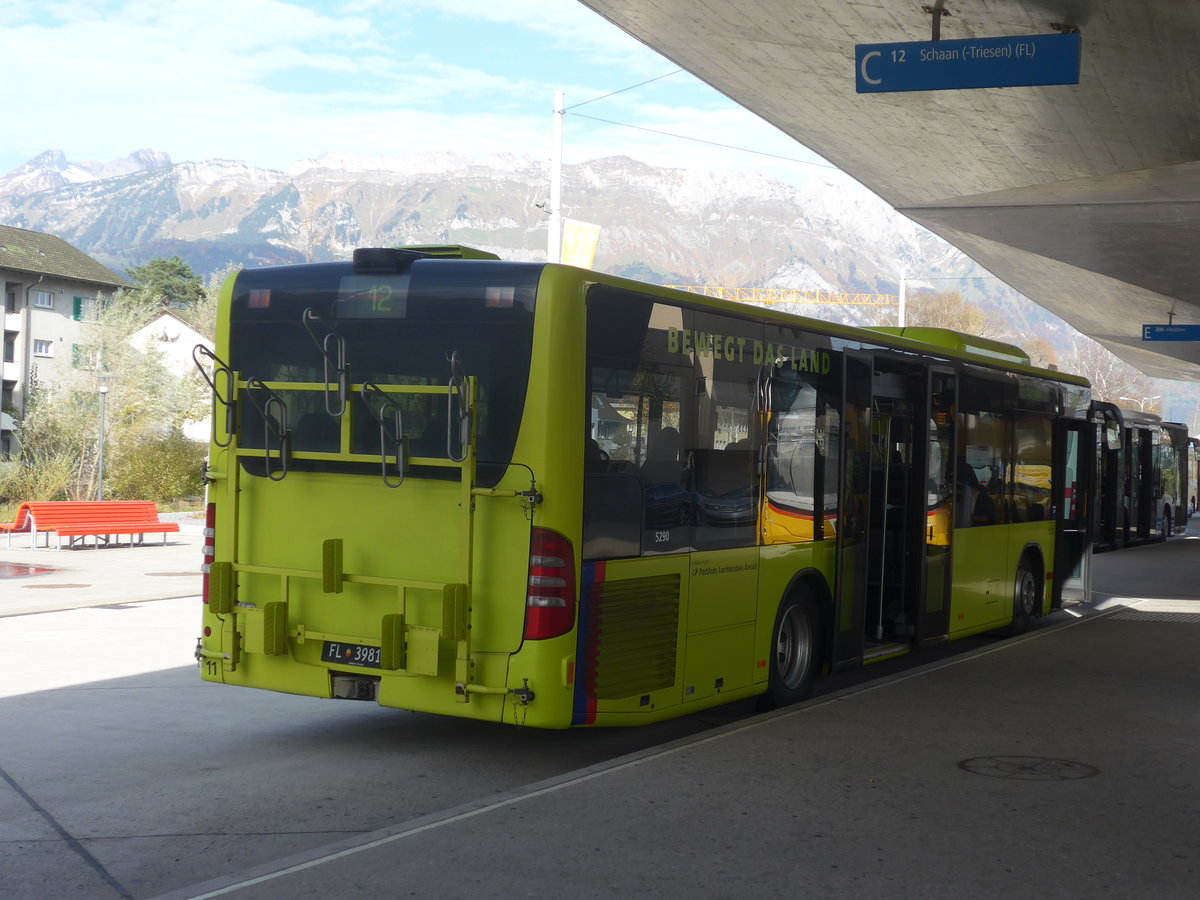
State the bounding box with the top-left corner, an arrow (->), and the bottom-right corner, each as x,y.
1057,338 -> 1150,406
1021,336 -> 1060,371
904,291 -> 993,337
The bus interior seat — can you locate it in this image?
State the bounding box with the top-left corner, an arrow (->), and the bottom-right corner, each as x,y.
411,406 -> 449,458
352,406 -> 403,457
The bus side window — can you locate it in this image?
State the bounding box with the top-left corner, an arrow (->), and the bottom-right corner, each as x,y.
641,426 -> 682,484
583,473 -> 642,560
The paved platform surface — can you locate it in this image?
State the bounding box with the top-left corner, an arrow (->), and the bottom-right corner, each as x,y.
0,512 -> 204,617
3,516 -> 1198,899
172,525 -> 1199,899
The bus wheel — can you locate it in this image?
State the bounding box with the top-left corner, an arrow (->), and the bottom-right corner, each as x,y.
1009,558 -> 1038,636
763,592 -> 820,709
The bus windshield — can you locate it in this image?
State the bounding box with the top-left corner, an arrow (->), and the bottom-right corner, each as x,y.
228,258 -> 542,485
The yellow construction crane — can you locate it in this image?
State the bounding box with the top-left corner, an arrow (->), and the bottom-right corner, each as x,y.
665,285 -> 899,307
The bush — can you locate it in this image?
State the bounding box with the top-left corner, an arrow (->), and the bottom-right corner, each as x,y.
107,429 -> 207,503
0,452 -> 79,504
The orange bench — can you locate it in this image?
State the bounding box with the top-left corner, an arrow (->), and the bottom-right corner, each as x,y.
0,500 -> 180,550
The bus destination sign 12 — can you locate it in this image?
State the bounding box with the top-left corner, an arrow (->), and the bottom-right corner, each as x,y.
855,33 -> 1081,93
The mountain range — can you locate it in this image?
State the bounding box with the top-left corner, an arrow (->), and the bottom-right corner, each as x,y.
0,148 -> 1070,340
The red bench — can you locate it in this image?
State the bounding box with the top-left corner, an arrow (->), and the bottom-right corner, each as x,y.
0,501 -> 180,550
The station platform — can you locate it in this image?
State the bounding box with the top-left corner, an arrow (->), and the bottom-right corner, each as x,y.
3,516 -> 1196,898
0,511 -> 205,617
151,523 -> 1200,900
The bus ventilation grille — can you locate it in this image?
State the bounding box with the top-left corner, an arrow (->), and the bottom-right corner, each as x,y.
583,573 -> 680,701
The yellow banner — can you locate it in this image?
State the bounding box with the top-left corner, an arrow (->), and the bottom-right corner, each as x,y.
561,219 -> 601,268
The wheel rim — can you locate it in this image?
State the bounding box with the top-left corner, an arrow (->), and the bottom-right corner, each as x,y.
776,604 -> 812,689
1016,569 -> 1036,617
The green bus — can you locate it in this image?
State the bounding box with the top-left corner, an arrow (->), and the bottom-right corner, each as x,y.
195,246 -> 1094,728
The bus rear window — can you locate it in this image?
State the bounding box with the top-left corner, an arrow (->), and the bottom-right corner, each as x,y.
228,259 -> 542,486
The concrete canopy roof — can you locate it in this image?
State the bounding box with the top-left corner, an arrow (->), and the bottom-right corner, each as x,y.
580,0 -> 1200,382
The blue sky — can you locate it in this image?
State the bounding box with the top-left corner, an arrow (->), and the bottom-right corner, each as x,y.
0,0 -> 836,181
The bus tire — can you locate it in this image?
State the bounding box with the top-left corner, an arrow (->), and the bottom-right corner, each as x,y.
1009,556 -> 1039,636
762,591 -> 821,709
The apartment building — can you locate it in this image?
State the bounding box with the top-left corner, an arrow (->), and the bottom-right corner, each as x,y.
1,225 -> 132,456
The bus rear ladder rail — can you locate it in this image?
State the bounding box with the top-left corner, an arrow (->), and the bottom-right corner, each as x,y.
302,307 -> 351,417
192,345 -> 237,448
243,378 -> 291,481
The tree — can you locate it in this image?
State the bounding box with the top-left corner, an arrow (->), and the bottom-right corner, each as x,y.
904,290 -> 992,337
182,263 -> 238,341
1057,337 -> 1150,406
3,298 -> 207,502
124,256 -> 205,313
0,371 -> 83,502
1021,336 -> 1060,371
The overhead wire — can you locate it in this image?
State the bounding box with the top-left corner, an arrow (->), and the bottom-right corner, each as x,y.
560,71 -> 839,170
562,69 -> 686,110
565,113 -> 840,169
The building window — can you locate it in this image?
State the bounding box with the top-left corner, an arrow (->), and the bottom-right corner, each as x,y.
5,289 -> 15,313
34,291 -> 55,309
33,339 -> 53,357
3,332 -> 14,363
73,296 -> 101,321
71,343 -> 101,369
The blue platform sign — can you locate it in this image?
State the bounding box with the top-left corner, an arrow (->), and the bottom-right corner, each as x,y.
855,33 -> 1081,93
1142,324 -> 1200,342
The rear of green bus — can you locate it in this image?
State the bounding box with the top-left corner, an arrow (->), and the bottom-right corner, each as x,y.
196,248 -> 587,727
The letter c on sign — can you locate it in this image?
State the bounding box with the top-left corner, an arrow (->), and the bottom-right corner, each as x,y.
860,50 -> 882,85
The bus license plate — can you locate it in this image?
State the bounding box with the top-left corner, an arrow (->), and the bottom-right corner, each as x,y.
321,641 -> 382,669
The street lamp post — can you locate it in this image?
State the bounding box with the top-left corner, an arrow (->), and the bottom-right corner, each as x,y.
97,383 -> 108,500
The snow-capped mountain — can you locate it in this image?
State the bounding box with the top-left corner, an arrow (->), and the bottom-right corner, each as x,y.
0,148 -> 172,197
0,148 -> 1062,336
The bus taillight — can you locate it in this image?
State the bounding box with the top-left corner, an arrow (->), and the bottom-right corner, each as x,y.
524,528 -> 576,640
201,502 -> 215,603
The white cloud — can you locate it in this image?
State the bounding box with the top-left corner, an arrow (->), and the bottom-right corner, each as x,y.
404,0 -> 659,66
0,0 -> 830,188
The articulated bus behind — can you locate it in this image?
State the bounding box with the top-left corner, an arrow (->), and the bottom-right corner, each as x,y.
195,247 -> 1094,728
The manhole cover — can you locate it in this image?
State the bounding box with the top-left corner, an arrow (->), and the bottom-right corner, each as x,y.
22,583 -> 91,590
958,756 -> 1099,781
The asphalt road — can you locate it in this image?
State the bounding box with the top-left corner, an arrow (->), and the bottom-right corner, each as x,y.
0,514 -> 1170,899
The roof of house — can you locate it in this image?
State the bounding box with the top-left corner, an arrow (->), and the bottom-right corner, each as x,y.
0,224 -> 131,289
130,307 -> 210,344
